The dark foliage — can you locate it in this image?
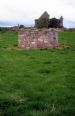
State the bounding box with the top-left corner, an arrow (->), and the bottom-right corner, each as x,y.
19,25 -> 25,28
48,18 -> 60,28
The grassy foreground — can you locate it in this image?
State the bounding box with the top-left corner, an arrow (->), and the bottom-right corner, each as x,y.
0,32 -> 75,116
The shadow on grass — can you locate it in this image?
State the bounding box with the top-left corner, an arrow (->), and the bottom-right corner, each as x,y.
0,99 -> 47,116
0,99 -> 75,116
38,69 -> 51,75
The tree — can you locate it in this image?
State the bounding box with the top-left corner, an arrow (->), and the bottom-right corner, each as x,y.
19,25 -> 24,28
48,18 -> 60,28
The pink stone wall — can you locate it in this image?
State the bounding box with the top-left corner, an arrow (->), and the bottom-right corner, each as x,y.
18,29 -> 58,49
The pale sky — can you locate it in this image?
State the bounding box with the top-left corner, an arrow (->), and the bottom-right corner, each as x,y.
0,0 -> 75,28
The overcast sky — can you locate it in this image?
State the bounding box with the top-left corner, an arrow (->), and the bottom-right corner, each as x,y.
0,0 -> 75,28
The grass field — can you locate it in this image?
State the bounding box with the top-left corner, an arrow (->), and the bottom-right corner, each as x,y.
0,31 -> 75,116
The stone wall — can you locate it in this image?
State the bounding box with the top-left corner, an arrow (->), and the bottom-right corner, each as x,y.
18,29 -> 58,49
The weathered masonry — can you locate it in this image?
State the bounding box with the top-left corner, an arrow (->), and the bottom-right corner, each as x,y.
18,29 -> 58,49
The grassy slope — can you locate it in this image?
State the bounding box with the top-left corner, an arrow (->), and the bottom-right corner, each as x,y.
0,32 -> 75,116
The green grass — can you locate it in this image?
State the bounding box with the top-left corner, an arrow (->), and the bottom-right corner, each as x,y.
0,32 -> 75,116
0,32 -> 17,48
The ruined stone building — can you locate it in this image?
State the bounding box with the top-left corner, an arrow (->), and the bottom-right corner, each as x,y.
35,11 -> 63,28
18,11 -> 60,49
18,28 -> 58,49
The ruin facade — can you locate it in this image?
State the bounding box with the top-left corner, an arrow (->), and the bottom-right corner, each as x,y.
35,11 -> 63,28
18,28 -> 58,49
